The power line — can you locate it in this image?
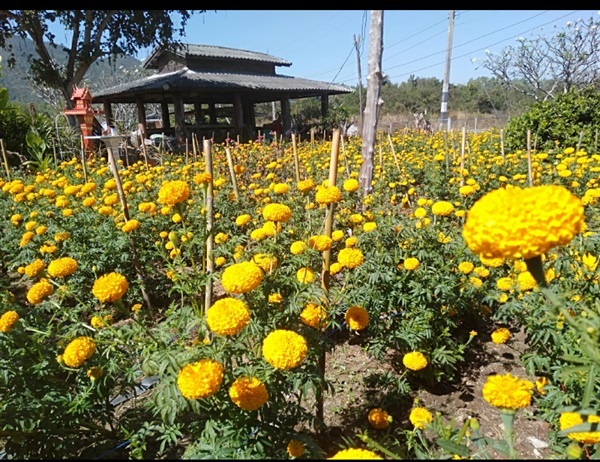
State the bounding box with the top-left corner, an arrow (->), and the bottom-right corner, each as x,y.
331,44 -> 355,83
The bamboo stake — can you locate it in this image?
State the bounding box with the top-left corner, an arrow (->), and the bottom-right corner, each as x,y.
185,138 -> 189,165
291,133 -> 301,183
0,139 -> 11,180
500,128 -> 505,161
378,132 -> 383,172
460,127 -> 466,187
527,130 -> 533,187
310,127 -> 315,150
341,132 -> 350,177
387,132 -> 401,175
106,144 -> 152,310
444,130 -> 449,170
139,133 -> 149,171
224,147 -> 239,201
52,140 -> 58,169
204,139 -> 215,313
317,127 -> 340,433
80,135 -> 88,183
193,133 -> 199,163
577,130 -> 584,152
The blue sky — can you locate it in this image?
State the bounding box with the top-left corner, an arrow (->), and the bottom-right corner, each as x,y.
50,10 -> 599,86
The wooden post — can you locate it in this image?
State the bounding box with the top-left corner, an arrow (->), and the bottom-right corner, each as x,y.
310,127 -> 315,149
193,133 -> 199,163
460,127 -> 466,187
387,132 -> 401,174
341,132 -> 350,177
185,138 -> 189,165
52,140 -> 58,169
0,139 -> 11,180
292,133 -> 301,183
80,135 -> 88,183
204,139 -> 215,313
577,130 -> 584,152
500,128 -> 505,161
225,147 -> 239,201
527,129 -> 533,186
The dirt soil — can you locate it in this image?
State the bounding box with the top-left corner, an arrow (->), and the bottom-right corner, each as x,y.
318,327 -> 553,459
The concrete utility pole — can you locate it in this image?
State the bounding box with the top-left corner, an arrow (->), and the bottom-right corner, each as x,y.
440,10 -> 455,128
359,10 -> 384,198
353,34 -> 364,127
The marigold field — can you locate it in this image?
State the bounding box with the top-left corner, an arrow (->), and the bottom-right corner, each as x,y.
0,129 -> 599,459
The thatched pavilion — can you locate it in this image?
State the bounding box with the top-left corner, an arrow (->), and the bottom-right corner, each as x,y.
91,43 -> 353,147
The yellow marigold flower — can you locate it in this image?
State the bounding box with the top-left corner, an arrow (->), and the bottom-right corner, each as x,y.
491,327 -> 511,344
172,213 -> 182,223
470,276 -> 483,289
287,439 -> 305,458
496,277 -> 514,291
463,185 -> 585,260
0,310 -> 19,333
157,180 -> 190,206
535,376 -> 549,395
315,184 -> 342,205
92,272 -> 129,303
297,178 -> 315,193
560,412 -> 600,444
177,359 -> 224,400
402,257 -> 420,271
206,297 -> 250,336
482,373 -> 533,411
289,240 -> 307,255
131,303 -> 143,313
332,229 -> 345,242
262,203 -> 292,222
122,219 -> 141,233
221,261 -> 263,294
582,252 -> 598,272
432,200 -> 454,216
62,336 -> 96,368
273,182 -> 289,194
91,315 -> 107,329
35,225 -> 47,235
103,194 -> 119,206
54,231 -> 71,242
409,407 -> 433,430
24,259 -> 46,278
403,351 -> 428,371
517,271 -> 537,291
262,221 -> 281,236
368,408 -> 392,429
330,262 -> 343,275
261,291 -> 281,305
214,232 -> 229,245
300,303 -> 328,329
309,234 -> 333,251
215,256 -> 226,267
345,305 -> 369,330
345,236 -> 359,247
363,221 -> 377,232
39,243 -> 58,254
350,213 -> 364,224
193,172 -> 212,186
251,253 -> 278,273
26,278 -> 54,304
25,220 -> 37,231
262,329 -> 308,370
250,227 -> 268,241
473,266 -> 490,278
47,257 -> 78,278
328,448 -> 383,459
19,231 -> 35,247
236,214 -> 252,226
343,178 -> 360,192
87,366 -> 104,381
338,247 -> 364,269
98,206 -> 114,216
228,376 -> 269,411
414,207 -> 427,219
295,266 -> 318,285
458,261 -> 474,274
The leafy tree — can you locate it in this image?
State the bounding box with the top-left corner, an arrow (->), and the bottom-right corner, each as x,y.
475,14 -> 600,102
0,10 -> 202,112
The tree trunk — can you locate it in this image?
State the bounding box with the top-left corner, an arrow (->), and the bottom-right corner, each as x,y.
359,10 -> 384,197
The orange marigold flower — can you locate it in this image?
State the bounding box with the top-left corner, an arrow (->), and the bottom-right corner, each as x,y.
62,336 -> 96,368
345,305 -> 369,330
368,408 -> 392,429
26,278 -> 54,305
0,310 -> 19,333
47,257 -> 78,278
482,373 -> 533,411
315,184 -> 342,205
177,359 -> 224,400
337,247 -> 364,269
309,234 -> 333,251
228,376 -> 269,411
262,203 -> 292,222
560,412 -> 600,444
403,351 -> 428,371
206,297 -> 251,336
24,259 -> 46,278
300,302 -> 328,329
221,261 -> 263,294
328,448 -> 383,459
157,180 -> 190,206
262,329 -> 308,370
409,407 -> 433,430
92,272 -> 129,303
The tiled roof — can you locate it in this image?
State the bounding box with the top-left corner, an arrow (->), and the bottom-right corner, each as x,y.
143,43 -> 292,69
93,67 -> 352,99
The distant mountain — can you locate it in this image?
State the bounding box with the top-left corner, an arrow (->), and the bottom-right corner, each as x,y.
0,35 -> 142,108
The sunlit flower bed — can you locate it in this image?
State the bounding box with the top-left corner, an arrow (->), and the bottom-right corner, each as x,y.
0,129 -> 598,459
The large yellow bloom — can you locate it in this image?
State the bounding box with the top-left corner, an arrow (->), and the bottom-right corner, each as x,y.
0,310 -> 19,333
47,257 -> 78,278
251,253 -> 278,273
463,185 -> 584,260
157,180 -> 190,206
337,247 -> 364,269
300,302 -> 328,329
343,178 -> 360,192
122,219 -> 141,233
345,305 -> 369,330
290,241 -> 307,255
328,448 -> 383,460
431,200 -> 454,216
221,261 -> 263,294
309,234 -> 333,251
287,439 -> 305,458
177,359 -> 224,400
92,272 -> 129,303
228,376 -> 269,411
482,373 -> 533,411
262,329 -> 308,370
26,278 -> 54,305
206,297 -> 250,336
262,203 -> 292,222
24,259 -> 46,278
409,407 -> 433,429
62,336 -> 96,368
403,351 -> 428,371
491,327 -> 511,344
297,178 -> 315,193
297,267 -> 315,283
560,412 -> 600,444
315,184 -> 342,205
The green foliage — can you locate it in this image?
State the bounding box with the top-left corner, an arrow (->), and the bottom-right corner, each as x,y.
505,87 -> 600,152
